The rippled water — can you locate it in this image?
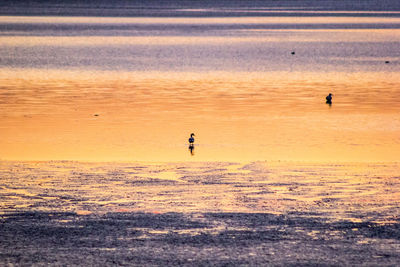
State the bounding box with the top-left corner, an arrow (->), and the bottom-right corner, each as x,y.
0,2 -> 400,162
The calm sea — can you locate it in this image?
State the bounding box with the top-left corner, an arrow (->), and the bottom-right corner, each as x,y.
0,0 -> 400,162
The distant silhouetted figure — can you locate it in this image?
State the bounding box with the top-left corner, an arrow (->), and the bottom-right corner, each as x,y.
326,93 -> 333,105
188,144 -> 195,156
188,133 -> 195,156
188,133 -> 195,144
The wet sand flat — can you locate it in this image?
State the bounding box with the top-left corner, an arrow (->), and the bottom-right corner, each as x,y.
1,161 -> 400,265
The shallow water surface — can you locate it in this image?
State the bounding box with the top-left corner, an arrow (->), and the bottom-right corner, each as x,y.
1,70 -> 399,161
1,11 -> 400,161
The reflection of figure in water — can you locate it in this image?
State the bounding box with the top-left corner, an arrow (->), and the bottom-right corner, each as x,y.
326,93 -> 333,105
188,133 -> 195,156
188,144 -> 195,156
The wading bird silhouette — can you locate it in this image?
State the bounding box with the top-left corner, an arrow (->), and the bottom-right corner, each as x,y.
188,133 -> 195,156
326,93 -> 333,105
188,133 -> 195,144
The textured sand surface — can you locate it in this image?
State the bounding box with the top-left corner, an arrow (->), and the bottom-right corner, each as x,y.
1,161 -> 400,265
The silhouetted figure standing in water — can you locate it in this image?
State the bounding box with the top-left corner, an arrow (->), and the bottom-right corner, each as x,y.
188,133 -> 195,156
188,133 -> 195,144
326,93 -> 333,105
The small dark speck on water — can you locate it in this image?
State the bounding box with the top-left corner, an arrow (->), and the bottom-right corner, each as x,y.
291,51 -> 295,55
94,114 -> 99,116
385,61 -> 390,64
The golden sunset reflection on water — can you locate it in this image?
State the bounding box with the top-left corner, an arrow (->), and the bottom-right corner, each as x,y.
1,69 -> 399,162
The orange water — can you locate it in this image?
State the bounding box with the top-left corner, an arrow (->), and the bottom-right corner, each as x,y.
1,14 -> 400,162
1,69 -> 399,162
